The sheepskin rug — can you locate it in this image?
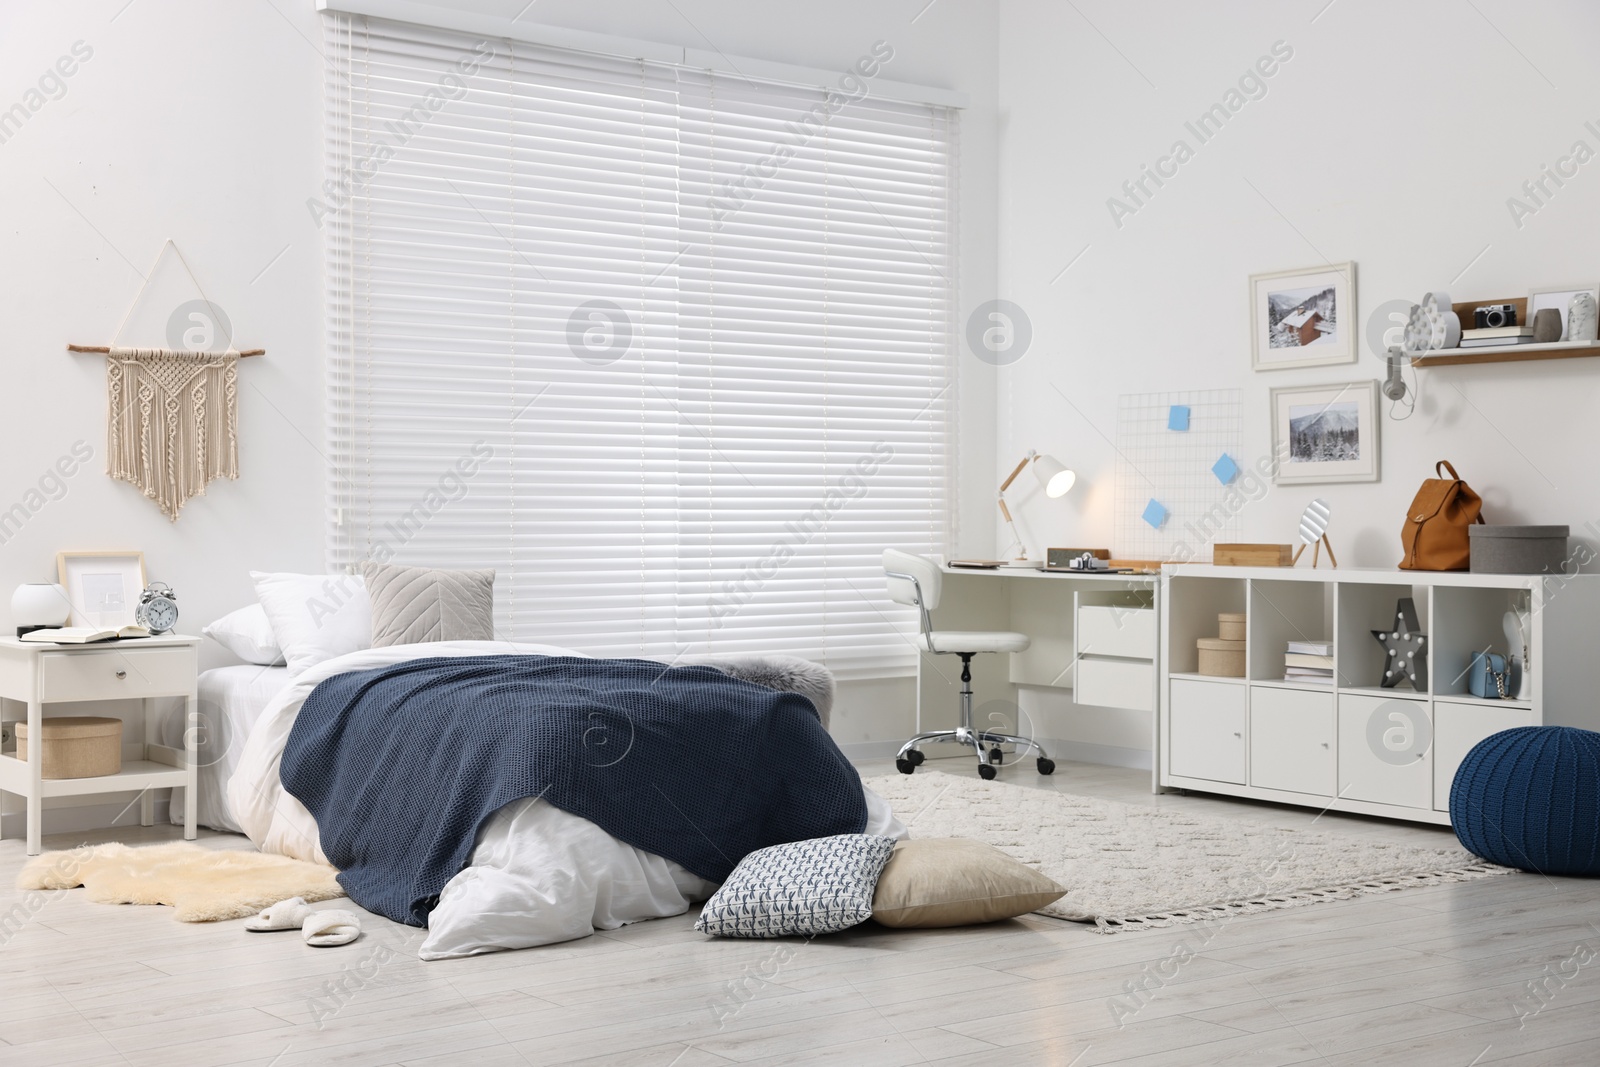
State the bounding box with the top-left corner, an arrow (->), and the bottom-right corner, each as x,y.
17,842 -> 344,922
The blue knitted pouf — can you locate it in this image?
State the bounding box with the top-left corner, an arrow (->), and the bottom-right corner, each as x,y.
1450,726 -> 1600,876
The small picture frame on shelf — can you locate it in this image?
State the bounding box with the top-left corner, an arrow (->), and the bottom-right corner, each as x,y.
1269,381 -> 1380,485
1250,262 -> 1357,370
56,550 -> 146,629
1526,284 -> 1600,341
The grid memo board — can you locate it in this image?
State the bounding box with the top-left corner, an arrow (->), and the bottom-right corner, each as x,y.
1113,390 -> 1244,560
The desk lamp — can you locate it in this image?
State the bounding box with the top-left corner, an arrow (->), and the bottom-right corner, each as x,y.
998,450 -> 1075,566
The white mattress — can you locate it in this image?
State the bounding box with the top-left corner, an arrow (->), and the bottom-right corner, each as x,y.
166,664 -> 294,833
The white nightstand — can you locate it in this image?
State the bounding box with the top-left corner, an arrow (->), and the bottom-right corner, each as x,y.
0,634 -> 199,854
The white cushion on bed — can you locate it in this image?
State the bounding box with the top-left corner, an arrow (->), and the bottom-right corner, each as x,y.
251,571 -> 372,677
202,604 -> 286,666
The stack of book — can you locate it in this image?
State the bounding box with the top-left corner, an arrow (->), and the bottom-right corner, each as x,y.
1284,639 -> 1333,685
1460,325 -> 1535,349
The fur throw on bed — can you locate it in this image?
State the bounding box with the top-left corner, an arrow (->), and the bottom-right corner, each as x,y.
674,654 -> 835,729
17,841 -> 344,922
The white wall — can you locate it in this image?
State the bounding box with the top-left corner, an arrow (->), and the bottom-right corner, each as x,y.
0,1 -> 999,806
996,0 -> 1600,759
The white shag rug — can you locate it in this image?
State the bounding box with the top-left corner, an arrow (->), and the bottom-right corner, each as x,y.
864,772 -> 1512,932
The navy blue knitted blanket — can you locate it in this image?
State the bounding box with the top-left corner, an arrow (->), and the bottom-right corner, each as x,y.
279,655 -> 867,926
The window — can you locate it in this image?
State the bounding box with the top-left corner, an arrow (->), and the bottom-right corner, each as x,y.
324,14 -> 956,677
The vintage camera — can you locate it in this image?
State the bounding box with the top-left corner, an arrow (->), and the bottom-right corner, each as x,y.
1474,304 -> 1517,329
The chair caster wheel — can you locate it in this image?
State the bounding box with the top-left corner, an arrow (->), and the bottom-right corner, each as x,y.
987,747 -> 1004,765
906,749 -> 925,766
978,763 -> 997,781
1036,757 -> 1055,775
896,758 -> 917,775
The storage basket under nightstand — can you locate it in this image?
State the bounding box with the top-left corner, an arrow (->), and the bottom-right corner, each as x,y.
15,716 -> 122,779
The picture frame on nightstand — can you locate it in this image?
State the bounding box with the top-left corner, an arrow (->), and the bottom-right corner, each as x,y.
56,550 -> 146,629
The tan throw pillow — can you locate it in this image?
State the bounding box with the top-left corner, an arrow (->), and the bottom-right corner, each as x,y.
361,562 -> 495,647
871,838 -> 1066,928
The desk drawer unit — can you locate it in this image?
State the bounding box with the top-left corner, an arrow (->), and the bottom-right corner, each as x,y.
40,647 -> 196,703
1076,605 -> 1156,660
1076,659 -> 1154,711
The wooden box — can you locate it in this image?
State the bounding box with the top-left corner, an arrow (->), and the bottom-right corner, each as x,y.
1213,543 -> 1294,567
15,716 -> 122,779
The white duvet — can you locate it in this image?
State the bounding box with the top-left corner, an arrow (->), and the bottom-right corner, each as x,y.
229,640 -> 904,960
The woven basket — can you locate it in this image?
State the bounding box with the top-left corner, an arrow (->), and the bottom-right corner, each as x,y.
1197,638 -> 1246,678
15,717 -> 122,779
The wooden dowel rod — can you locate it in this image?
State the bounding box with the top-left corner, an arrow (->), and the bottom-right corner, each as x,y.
68,344 -> 265,356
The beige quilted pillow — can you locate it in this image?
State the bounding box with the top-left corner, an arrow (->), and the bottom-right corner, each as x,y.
871,837 -> 1065,928
361,562 -> 495,647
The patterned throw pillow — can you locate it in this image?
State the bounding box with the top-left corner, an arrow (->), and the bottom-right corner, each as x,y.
695,834 -> 898,938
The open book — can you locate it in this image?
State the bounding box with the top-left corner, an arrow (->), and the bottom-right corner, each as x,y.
20,625 -> 151,644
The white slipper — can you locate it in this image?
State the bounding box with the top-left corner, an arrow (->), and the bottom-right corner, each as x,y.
302,909 -> 361,947
245,897 -> 314,932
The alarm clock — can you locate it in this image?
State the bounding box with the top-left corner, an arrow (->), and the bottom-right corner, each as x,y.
135,582 -> 179,635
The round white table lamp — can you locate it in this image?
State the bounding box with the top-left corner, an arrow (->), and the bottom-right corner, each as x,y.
12,583 -> 70,637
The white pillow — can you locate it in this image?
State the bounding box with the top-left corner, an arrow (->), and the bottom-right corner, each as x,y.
202,604 -> 286,666
251,571 -> 373,677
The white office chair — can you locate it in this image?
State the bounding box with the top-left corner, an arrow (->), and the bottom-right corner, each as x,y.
883,549 -> 1055,780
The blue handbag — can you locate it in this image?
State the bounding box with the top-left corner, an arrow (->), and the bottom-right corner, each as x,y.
1468,651 -> 1516,699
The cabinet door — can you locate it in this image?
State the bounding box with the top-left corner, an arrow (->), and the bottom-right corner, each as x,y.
1077,658 -> 1154,711
1250,687 -> 1335,797
1433,702 -> 1536,812
1338,694 -> 1432,809
1169,679 -> 1246,784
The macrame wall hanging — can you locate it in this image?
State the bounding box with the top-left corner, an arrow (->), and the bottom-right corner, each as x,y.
68,240 -> 264,521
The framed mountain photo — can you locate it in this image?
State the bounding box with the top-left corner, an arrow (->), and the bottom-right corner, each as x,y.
1270,381 -> 1380,485
1251,262 -> 1357,370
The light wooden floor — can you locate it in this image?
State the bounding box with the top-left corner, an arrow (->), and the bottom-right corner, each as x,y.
2,759 -> 1597,1067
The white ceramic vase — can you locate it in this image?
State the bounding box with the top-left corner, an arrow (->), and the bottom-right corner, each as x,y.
1570,292 -> 1598,343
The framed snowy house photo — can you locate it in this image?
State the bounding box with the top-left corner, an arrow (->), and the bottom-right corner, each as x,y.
1250,262 -> 1357,370
1270,380 -> 1380,485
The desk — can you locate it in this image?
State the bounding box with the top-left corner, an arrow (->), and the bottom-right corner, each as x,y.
913,566 -> 1160,754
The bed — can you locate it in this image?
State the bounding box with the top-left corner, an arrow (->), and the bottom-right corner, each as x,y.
229,640 -> 904,959
163,664 -> 294,833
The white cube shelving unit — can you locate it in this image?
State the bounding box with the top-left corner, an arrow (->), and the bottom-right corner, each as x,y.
1158,565 -> 1600,826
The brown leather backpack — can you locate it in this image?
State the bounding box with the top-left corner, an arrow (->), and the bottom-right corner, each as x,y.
1399,460 -> 1484,570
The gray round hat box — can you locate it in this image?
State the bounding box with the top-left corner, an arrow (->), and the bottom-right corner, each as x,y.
1468,525 -> 1570,574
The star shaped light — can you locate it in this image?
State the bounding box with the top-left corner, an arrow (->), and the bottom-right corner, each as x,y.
1372,596 -> 1428,691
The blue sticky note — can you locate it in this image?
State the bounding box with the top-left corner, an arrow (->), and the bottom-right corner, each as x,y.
1212,453 -> 1240,485
1142,499 -> 1168,529
1167,405 -> 1190,431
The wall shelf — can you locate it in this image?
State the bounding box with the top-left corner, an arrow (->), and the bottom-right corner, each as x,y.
1410,296 -> 1599,367
1410,340 -> 1600,368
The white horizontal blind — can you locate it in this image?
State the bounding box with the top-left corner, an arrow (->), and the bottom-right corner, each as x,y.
325,14 -> 955,676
